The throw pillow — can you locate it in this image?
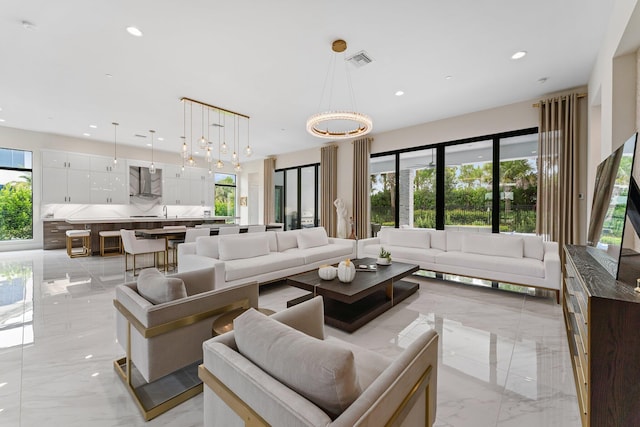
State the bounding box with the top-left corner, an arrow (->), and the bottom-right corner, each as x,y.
297,227 -> 329,249
387,229 -> 430,249
137,268 -> 187,305
234,308 -> 362,419
218,235 -> 270,261
276,230 -> 299,252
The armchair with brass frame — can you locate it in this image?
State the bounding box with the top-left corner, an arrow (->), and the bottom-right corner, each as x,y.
113,267 -> 259,421
199,296 -> 439,427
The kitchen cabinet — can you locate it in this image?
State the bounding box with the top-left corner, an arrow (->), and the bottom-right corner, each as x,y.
90,156 -> 127,204
42,151 -> 91,203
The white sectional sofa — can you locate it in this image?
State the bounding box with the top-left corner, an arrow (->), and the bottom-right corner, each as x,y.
178,227 -> 357,288
358,228 -> 561,303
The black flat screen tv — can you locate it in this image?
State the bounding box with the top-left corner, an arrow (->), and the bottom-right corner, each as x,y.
587,132 -> 639,281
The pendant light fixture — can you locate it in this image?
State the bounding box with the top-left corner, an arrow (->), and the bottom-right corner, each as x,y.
306,39 -> 372,139
198,104 -> 207,148
181,100 -> 188,159
112,122 -> 119,165
149,129 -> 156,174
244,117 -> 252,157
178,97 -> 250,167
216,109 -> 224,169
221,112 -> 228,155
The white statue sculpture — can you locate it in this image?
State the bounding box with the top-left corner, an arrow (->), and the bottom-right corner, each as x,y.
334,198 -> 348,238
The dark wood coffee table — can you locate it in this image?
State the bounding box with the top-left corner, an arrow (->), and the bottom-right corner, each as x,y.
286,258 -> 419,332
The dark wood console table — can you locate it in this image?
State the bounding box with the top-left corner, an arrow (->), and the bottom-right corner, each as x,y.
563,245 -> 640,426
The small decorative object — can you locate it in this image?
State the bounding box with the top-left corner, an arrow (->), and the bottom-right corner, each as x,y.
334,198 -> 348,238
635,279 -> 640,293
377,247 -> 392,265
318,265 -> 337,280
337,259 -> 356,283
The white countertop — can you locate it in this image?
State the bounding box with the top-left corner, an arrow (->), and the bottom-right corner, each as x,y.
43,217 -> 235,224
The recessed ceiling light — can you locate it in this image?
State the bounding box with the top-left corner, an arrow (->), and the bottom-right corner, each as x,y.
105,73 -> 113,78
445,75 -> 453,80
395,90 -> 404,96
83,133 -> 91,137
0,107 -> 3,112
89,125 -> 97,129
478,155 -> 483,159
126,26 -> 143,37
0,119 -> 5,123
146,143 -> 151,147
157,137 -> 164,141
531,150 -> 537,154
511,51 -> 527,60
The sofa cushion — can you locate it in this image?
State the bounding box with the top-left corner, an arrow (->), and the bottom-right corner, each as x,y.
297,227 -> 329,249
436,251 -> 545,278
429,230 -> 447,250
136,268 -> 187,304
293,242 -> 353,264
387,229 -> 430,249
384,245 -> 442,264
266,231 -> 278,252
523,235 -> 545,260
196,236 -> 220,259
224,252 -> 304,281
276,230 -> 299,252
218,235 -> 270,261
234,308 -> 362,418
446,231 -> 465,252
462,233 -> 523,259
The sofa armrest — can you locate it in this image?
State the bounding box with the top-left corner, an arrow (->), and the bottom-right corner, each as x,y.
115,281 -> 259,334
357,237 -> 381,258
328,237 -> 357,257
178,241 -> 197,257
543,241 -> 561,289
334,329 -> 439,427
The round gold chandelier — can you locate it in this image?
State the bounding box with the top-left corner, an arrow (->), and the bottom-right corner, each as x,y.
306,39 -> 373,140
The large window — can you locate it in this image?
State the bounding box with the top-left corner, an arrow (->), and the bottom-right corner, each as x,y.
444,140 -> 493,231
0,148 -> 33,240
370,155 -> 396,232
214,173 -> 236,219
274,164 -> 319,230
370,128 -> 538,235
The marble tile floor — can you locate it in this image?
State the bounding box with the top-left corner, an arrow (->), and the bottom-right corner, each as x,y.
0,249 -> 580,427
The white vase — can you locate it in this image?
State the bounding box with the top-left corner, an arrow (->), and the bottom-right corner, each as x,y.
377,257 -> 391,265
337,260 -> 356,283
318,265 -> 337,280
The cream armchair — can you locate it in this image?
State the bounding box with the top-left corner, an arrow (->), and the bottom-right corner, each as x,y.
199,296 -> 439,426
113,267 -> 259,421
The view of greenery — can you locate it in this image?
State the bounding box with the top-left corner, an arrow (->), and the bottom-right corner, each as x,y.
214,174 -> 236,217
0,174 -> 33,240
371,159 -> 537,233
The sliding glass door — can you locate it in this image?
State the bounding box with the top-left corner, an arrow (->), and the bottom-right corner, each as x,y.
276,164 -> 319,230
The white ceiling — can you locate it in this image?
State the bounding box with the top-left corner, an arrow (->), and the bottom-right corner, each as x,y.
0,0 -> 614,161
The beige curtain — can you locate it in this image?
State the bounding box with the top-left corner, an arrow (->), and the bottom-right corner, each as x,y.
537,93 -> 581,252
320,145 -> 338,236
263,157 -> 276,224
353,137 -> 372,239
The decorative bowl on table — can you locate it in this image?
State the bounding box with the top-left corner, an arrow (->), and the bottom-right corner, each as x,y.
376,257 -> 392,265
318,265 -> 337,280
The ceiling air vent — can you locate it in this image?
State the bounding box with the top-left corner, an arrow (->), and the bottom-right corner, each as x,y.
346,50 -> 373,68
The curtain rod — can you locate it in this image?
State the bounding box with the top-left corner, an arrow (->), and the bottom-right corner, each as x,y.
532,93 -> 587,108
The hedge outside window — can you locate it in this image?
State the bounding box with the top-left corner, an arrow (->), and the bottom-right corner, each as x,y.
214,173 -> 236,218
0,148 -> 33,240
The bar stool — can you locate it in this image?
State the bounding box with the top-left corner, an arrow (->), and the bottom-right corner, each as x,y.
99,230 -> 123,256
66,229 -> 91,258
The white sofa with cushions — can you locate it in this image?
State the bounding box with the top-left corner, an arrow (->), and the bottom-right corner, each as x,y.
177,227 -> 357,287
359,228 -> 561,303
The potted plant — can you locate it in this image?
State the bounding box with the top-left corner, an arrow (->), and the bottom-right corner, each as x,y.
377,247 -> 392,265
